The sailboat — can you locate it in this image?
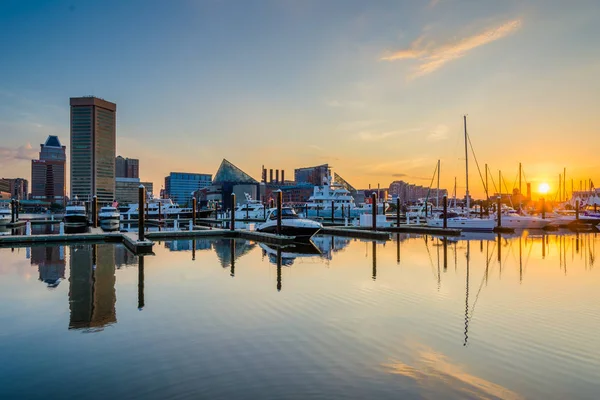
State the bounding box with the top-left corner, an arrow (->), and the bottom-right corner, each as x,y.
427,116 -> 495,232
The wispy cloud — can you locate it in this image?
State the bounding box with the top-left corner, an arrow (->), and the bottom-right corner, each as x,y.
381,18 -> 522,78
0,143 -> 38,169
356,130 -> 402,141
337,119 -> 386,131
427,124 -> 449,142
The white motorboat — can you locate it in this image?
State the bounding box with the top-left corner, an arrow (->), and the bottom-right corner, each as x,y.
427,212 -> 496,231
98,205 -> 120,224
498,211 -> 551,229
259,241 -> 322,266
63,198 -> 87,225
0,202 -> 11,226
235,193 -> 266,220
256,207 -> 322,239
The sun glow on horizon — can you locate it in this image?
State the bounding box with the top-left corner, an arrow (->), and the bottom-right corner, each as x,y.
538,182 -> 550,194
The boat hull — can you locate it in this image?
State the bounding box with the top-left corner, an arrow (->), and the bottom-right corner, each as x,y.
499,217 -> 550,229
256,225 -> 321,239
63,215 -> 88,225
427,218 -> 495,232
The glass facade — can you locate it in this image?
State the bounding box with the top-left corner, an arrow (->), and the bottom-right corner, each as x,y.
165,173 -> 212,206
70,98 -> 116,203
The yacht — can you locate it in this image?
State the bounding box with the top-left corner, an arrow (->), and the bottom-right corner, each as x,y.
0,202 -> 11,226
98,205 -> 120,224
427,212 -> 496,231
498,210 -> 551,229
304,174 -> 388,219
235,193 -> 266,220
256,207 -> 322,239
121,198 -> 190,219
63,198 -> 87,225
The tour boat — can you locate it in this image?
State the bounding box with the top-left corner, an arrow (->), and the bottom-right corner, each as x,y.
63,198 -> 87,225
121,198 -> 190,219
256,207 -> 322,239
98,205 -> 121,224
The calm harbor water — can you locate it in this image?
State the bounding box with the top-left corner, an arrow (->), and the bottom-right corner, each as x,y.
1,232 -> 599,399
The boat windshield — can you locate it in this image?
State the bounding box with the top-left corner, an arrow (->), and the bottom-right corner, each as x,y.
269,208 -> 299,220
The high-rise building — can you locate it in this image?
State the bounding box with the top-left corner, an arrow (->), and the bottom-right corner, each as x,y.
115,156 -> 139,179
31,135 -> 66,203
164,172 -> 212,206
115,177 -> 153,204
70,96 -> 117,203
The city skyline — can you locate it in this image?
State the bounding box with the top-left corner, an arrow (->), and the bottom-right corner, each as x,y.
1,1 -> 599,198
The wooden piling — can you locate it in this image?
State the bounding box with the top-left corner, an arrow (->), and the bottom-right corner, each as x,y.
92,196 -> 98,228
15,200 -> 19,221
541,198 -> 546,219
138,185 -> 146,241
576,200 -> 580,221
443,195 -> 448,229
395,198 -> 400,227
11,199 -> 15,224
276,190 -> 282,235
159,202 -> 162,221
230,193 -> 236,231
372,193 -> 377,231
192,197 -> 197,224
497,198 -> 502,228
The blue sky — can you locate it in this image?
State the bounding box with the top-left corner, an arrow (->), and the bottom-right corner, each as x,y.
1,0 -> 599,196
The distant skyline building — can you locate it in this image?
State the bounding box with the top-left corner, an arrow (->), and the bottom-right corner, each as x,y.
389,180 -> 448,204
164,172 -> 212,206
31,135 -> 67,203
115,177 -> 153,205
70,96 -> 117,203
0,177 -> 28,200
115,156 -> 139,179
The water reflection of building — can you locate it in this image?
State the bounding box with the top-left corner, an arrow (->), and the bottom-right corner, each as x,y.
30,245 -> 65,288
115,245 -> 138,269
165,239 -> 212,252
212,239 -> 256,268
69,244 -> 117,331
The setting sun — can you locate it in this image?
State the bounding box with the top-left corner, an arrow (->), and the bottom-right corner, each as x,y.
538,182 -> 550,194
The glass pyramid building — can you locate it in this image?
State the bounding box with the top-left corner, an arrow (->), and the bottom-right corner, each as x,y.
213,159 -> 258,184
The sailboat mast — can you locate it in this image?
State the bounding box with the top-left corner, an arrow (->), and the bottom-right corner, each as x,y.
437,159 -> 440,208
519,162 -> 522,209
454,177 -> 457,208
485,163 -> 489,202
464,115 -> 470,211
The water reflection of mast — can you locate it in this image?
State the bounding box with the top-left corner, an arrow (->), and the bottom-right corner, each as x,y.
464,241 -> 470,346
519,236 -> 523,284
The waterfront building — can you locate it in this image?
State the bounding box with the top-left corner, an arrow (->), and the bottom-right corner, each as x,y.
295,164 -> 330,186
209,159 -> 259,210
389,180 -> 448,204
164,172 -> 212,206
0,178 -> 28,200
70,96 -> 117,203
115,156 -> 139,179
115,178 -> 153,205
31,135 -> 66,203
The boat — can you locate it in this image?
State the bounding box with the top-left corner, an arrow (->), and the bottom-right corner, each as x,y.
98,205 -> 121,225
427,115 -> 495,232
427,212 -> 496,231
0,202 -> 11,226
121,197 -> 190,220
63,198 -> 87,225
256,207 -> 322,239
259,241 -> 322,266
234,193 -> 266,220
303,173 -> 388,219
498,210 -> 551,229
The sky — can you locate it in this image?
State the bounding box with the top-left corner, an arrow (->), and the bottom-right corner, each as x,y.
0,0 -> 599,199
